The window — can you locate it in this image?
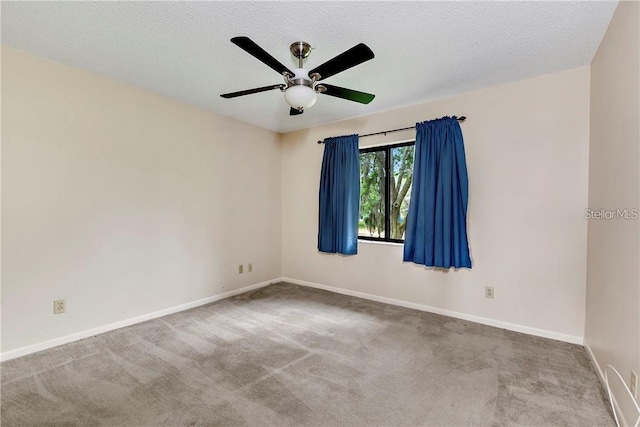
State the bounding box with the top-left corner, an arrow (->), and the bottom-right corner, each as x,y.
359,142 -> 415,243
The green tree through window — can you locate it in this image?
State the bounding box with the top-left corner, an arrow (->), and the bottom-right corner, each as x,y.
359,142 -> 414,242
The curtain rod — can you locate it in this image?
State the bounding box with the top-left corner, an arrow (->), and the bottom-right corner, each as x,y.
317,116 -> 466,144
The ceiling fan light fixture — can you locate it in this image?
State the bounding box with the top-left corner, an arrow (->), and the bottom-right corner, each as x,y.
284,84 -> 317,109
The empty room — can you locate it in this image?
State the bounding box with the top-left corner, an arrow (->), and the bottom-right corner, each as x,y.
1,1 -> 638,426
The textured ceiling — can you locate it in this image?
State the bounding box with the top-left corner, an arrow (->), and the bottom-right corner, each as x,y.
1,1 -> 617,134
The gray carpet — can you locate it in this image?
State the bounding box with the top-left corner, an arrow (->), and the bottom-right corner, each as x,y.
1,282 -> 613,426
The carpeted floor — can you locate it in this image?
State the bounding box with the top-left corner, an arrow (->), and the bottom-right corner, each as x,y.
1,282 -> 613,426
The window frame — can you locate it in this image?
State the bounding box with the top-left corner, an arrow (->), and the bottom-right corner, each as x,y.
358,140 -> 415,244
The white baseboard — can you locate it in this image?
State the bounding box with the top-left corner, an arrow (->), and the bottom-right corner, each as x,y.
0,278 -> 280,362
1,276 -> 583,362
584,339 -> 606,387
282,277 -> 584,345
584,342 -> 619,425
584,341 -> 616,422
585,340 -> 639,427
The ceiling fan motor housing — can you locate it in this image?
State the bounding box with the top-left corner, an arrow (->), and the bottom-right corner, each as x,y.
284,68 -> 317,109
288,68 -> 314,87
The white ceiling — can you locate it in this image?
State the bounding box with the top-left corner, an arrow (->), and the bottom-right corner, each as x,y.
1,1 -> 617,134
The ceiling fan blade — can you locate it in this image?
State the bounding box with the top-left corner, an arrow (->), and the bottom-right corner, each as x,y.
318,84 -> 375,104
309,43 -> 374,81
231,36 -> 294,76
289,107 -> 304,116
220,84 -> 284,99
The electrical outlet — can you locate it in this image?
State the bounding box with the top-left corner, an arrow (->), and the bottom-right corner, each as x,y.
248,263 -> 253,273
53,299 -> 65,314
631,370 -> 638,399
238,264 -> 243,274
485,286 -> 494,299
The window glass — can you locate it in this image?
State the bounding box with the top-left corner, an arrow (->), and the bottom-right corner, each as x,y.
359,142 -> 414,242
390,145 -> 414,240
359,151 -> 386,238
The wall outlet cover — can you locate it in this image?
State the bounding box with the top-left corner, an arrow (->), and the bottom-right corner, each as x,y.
53,299 -> 66,314
485,286 -> 495,299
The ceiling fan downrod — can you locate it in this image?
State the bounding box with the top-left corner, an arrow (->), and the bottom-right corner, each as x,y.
282,41 -> 320,87
289,41 -> 312,68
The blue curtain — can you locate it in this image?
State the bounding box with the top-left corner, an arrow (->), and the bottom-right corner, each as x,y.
403,117 -> 471,268
318,135 -> 360,255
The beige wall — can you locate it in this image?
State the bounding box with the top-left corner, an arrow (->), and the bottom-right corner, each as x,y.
282,67 -> 591,342
585,0 -> 640,421
1,46 -> 282,354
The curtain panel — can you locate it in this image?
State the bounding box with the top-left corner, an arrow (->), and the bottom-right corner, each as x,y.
403,117 -> 472,268
318,134 -> 360,255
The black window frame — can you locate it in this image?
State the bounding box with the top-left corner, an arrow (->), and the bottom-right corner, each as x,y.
359,141 -> 415,244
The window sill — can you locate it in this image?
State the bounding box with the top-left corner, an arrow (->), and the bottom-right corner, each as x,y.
358,239 -> 404,247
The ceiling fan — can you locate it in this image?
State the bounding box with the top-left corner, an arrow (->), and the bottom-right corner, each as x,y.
220,37 -> 375,116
